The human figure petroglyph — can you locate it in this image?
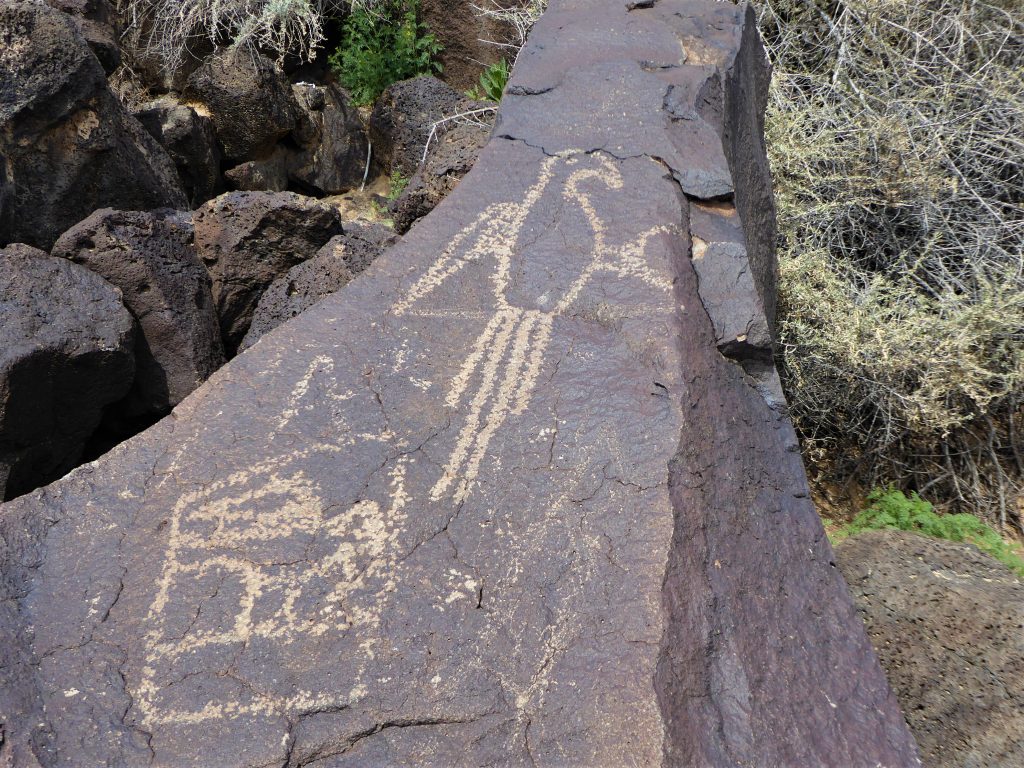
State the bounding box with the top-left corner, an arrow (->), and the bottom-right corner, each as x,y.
136,152 -> 679,728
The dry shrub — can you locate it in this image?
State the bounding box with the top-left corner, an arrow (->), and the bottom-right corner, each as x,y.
471,0 -> 547,64
758,0 -> 1024,530
115,0 -> 356,71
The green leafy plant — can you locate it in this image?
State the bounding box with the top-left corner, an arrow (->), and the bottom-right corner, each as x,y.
329,0 -> 442,106
466,59 -> 510,102
387,170 -> 408,201
835,488 -> 1024,578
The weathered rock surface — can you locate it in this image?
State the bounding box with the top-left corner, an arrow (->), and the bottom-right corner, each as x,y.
223,151 -> 291,193
289,83 -> 368,196
369,75 -> 480,178
134,96 -> 223,207
0,2 -> 920,766
0,244 -> 134,501
391,120 -> 491,234
193,191 -> 344,352
420,0 -> 518,91
52,208 -> 225,417
0,1 -> 187,251
184,49 -> 298,163
45,0 -> 120,73
837,530 -> 1024,768
239,223 -> 399,352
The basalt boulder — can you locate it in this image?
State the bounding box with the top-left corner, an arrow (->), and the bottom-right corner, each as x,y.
134,96 -> 222,207
193,191 -> 344,353
184,49 -> 299,164
289,82 -> 368,195
239,222 -> 399,351
391,120 -> 491,234
837,530 -> 1024,768
52,208 -> 225,418
0,244 -> 135,500
369,75 -> 481,178
45,0 -> 120,73
0,0 -> 187,251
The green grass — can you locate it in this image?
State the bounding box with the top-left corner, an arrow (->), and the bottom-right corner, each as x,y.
466,59 -> 511,102
835,488 -> 1024,578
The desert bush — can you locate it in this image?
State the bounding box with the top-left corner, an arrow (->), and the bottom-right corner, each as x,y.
116,0 -> 352,71
329,0 -> 442,105
758,0 -> 1024,530
836,488 -> 1024,577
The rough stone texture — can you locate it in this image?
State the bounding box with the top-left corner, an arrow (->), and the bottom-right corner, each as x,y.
391,121 -> 491,234
837,530 -> 1024,768
239,223 -> 400,352
0,1 -> 187,251
0,244 -> 135,501
289,83 -> 368,196
51,208 -> 225,417
45,0 -> 120,73
369,76 -> 481,178
0,2 -> 920,766
193,191 -> 344,353
420,0 -> 521,91
184,49 -> 299,163
223,151 -> 291,193
134,96 -> 223,207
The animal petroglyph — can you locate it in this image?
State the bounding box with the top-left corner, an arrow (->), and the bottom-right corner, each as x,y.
136,152 -> 677,728
394,152 -> 675,503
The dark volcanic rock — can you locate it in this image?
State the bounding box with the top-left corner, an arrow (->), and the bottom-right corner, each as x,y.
223,151 -> 291,193
184,49 -> 299,163
369,75 -> 478,178
837,530 -> 1024,768
45,0 -> 120,73
0,2 -> 921,766
289,82 -> 368,195
0,244 -> 134,500
420,0 -> 516,91
239,223 -> 399,352
52,208 -> 225,417
193,191 -> 344,352
134,96 -> 223,207
0,1 -> 187,251
391,121 -> 490,234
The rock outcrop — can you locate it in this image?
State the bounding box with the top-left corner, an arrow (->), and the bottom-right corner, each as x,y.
0,1 -> 187,251
239,223 -> 399,352
391,121 -> 491,234
134,96 -> 223,207
52,209 -> 225,417
369,76 -> 478,178
0,2 -> 921,766
289,83 -> 368,196
184,49 -> 299,163
0,244 -> 135,501
837,530 -> 1024,768
193,191 -> 344,352
420,0 -> 518,91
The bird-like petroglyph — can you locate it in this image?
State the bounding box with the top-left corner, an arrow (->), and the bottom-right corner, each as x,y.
136,152 -> 677,727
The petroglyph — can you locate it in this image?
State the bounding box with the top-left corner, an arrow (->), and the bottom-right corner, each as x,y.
396,153 -> 676,503
136,152 -> 677,729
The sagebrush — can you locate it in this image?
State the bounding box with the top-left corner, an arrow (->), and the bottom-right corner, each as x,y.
758,0 -> 1024,530
116,0 -> 350,71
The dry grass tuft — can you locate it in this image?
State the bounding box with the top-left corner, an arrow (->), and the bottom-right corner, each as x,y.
758,0 -> 1024,530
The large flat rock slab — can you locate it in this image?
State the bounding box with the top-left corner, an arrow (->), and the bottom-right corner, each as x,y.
0,1 -> 920,765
